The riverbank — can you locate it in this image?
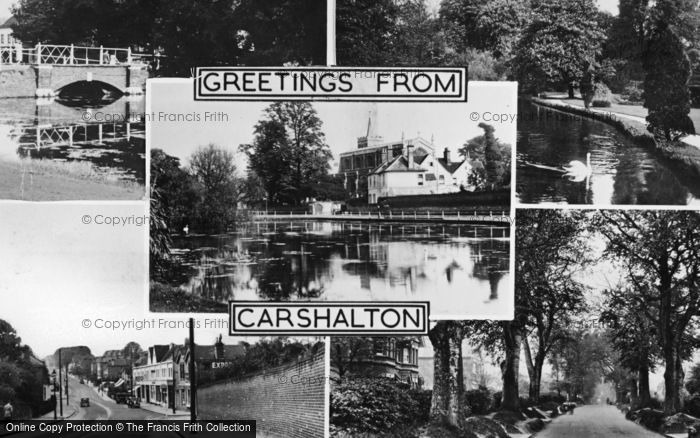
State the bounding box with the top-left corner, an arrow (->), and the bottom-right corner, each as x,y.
150,281 -> 228,313
0,159 -> 144,201
529,96 -> 700,178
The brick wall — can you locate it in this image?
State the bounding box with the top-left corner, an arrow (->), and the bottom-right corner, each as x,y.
198,350 -> 326,438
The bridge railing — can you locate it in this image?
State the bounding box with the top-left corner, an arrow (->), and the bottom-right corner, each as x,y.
0,44 -> 145,65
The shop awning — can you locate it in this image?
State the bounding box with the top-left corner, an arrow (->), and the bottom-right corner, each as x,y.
113,379 -> 125,387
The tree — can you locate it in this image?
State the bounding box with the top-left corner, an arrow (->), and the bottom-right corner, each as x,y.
517,210 -> 589,402
687,362 -> 700,395
429,321 -> 469,427
242,102 -> 332,205
512,0 -> 605,97
642,6 -> 696,141
596,210 -> 700,414
601,285 -> 660,409
336,0 -> 447,66
480,123 -> 508,190
439,0 -> 530,58
464,320 -> 524,412
0,320 -> 23,362
187,144 -> 242,233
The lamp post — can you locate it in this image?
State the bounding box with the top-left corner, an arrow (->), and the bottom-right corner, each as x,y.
50,370 -> 57,421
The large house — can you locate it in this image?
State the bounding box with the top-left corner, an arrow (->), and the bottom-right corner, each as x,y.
338,105 -> 473,203
331,337 -> 423,387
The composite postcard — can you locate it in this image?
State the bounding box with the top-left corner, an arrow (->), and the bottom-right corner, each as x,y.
1,0 -> 700,438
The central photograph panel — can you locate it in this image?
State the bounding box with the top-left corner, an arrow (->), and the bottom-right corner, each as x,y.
148,81 -> 516,320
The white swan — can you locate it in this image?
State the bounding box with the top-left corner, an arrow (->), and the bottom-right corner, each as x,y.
562,153 -> 592,182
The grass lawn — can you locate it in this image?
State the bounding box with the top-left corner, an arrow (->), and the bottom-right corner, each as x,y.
539,92 -> 700,132
0,159 -> 144,201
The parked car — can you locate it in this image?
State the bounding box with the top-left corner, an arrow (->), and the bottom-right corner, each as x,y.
113,392 -> 129,404
80,398 -> 90,407
126,397 -> 140,408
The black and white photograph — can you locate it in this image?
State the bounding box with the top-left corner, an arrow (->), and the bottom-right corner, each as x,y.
148,80 -> 516,319
329,209 -> 700,438
509,0 -> 700,205
0,0 -> 325,201
0,203 -> 325,437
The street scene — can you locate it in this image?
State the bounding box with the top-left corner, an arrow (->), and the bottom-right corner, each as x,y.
149,90 -> 516,318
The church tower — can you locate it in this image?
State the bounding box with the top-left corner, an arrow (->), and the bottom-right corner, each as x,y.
357,103 -> 383,149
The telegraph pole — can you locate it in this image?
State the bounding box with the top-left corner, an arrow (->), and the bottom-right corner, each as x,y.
189,318 -> 196,423
58,349 -> 63,418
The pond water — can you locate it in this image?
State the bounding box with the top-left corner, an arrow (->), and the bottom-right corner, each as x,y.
170,220 -> 511,318
0,95 -> 146,185
516,99 -> 700,205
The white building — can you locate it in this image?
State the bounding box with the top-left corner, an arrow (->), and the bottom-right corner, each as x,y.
367,142 -> 472,204
0,17 -> 19,45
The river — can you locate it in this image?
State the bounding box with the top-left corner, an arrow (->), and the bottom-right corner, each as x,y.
516,99 -> 700,205
169,220 -> 511,318
0,94 -> 146,196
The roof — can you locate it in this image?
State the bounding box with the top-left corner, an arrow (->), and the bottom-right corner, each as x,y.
150,345 -> 171,363
0,17 -> 17,29
370,155 -> 427,174
340,136 -> 435,157
191,344 -> 246,361
437,158 -> 465,174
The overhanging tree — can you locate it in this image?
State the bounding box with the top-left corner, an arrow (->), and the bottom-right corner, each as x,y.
512,0 -> 605,97
597,210 -> 700,414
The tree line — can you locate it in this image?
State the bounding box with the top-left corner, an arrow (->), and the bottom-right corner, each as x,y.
338,0 -> 699,140
11,0 -> 326,76
425,209 -> 699,432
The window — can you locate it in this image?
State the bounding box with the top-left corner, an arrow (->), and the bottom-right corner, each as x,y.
417,174 -> 423,186
439,175 -> 445,184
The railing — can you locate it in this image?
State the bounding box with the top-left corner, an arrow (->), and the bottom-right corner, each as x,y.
15,122 -> 144,150
250,209 -> 512,223
0,43 -> 145,65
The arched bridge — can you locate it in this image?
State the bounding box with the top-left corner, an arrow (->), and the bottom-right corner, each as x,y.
0,44 -> 149,98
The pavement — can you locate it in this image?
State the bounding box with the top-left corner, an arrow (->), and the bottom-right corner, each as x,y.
534,405 -> 665,437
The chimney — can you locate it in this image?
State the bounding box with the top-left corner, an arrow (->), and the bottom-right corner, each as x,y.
215,334 -> 224,359
407,144 -> 414,169
443,148 -> 451,164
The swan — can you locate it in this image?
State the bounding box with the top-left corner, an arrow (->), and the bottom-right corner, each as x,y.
562,153 -> 592,182
183,224 -> 189,236
522,152 -> 593,183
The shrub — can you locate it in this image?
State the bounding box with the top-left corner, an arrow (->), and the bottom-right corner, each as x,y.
409,388 -> 432,423
621,81 -> 644,103
331,378 -> 422,437
684,394 -> 700,418
539,393 -> 567,405
466,387 -> 494,415
591,82 -> 613,107
492,391 -> 502,410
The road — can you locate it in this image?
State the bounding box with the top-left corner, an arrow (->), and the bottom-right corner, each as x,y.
535,405 -> 664,438
64,375 -> 154,421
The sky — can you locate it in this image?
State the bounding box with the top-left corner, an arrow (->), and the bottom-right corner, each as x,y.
149,80 -> 518,173
0,203 -> 294,358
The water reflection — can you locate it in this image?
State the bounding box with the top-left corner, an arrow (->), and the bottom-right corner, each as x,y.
516,99 -> 700,205
172,221 -> 511,317
0,95 -> 145,185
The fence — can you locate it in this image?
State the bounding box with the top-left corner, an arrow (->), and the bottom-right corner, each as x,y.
0,44 -> 148,65
250,209 -> 511,224
198,350 -> 325,438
